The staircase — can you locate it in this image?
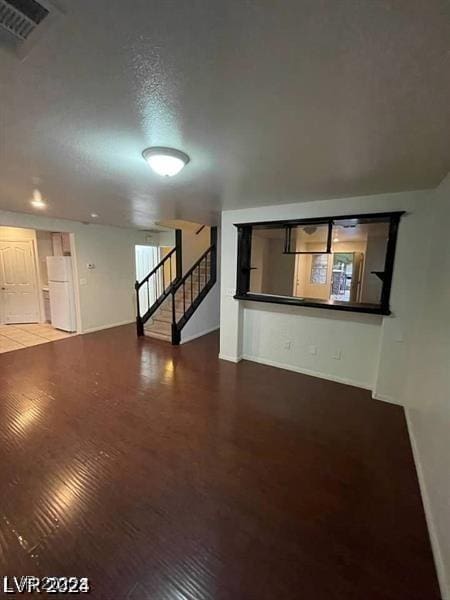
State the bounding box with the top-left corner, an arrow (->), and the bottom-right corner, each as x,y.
135,227 -> 217,344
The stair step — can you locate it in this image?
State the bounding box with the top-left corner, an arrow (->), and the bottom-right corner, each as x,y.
144,329 -> 171,342
145,321 -> 171,335
154,312 -> 181,324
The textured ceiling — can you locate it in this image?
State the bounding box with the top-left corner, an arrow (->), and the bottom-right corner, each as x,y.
0,0 -> 449,229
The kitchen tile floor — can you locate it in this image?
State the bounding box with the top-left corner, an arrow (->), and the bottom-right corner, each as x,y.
0,323 -> 75,353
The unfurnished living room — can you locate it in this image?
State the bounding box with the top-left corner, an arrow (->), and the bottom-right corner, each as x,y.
0,1 -> 449,599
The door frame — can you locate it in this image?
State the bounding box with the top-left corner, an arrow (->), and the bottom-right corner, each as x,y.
0,238 -> 41,325
67,232 -> 82,334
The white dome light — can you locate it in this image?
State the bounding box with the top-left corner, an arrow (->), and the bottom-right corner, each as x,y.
142,147 -> 190,177
30,189 -> 46,209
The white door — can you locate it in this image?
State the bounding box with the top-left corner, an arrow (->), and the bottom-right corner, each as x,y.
0,240 -> 40,324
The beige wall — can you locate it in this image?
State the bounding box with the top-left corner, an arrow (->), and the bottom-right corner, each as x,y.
265,238 -> 295,296
181,226 -> 211,274
249,233 -> 268,293
360,237 -> 386,303
250,234 -> 295,296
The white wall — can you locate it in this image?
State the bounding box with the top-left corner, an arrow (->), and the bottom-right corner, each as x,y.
180,226 -> 221,344
0,211 -> 153,333
219,189 -> 433,395
404,174 -> 450,600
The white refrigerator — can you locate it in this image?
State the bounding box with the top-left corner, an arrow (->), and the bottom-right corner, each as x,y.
47,256 -> 77,332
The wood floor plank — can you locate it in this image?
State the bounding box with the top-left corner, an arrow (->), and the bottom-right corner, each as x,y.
0,326 -> 440,599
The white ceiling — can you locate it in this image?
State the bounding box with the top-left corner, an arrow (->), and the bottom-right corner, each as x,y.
0,0 -> 449,229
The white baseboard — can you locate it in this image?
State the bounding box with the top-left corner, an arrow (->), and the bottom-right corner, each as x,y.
180,325 -> 219,344
371,392 -> 403,406
218,353 -> 242,363
82,320 -> 135,334
405,410 -> 449,600
241,353 -> 372,391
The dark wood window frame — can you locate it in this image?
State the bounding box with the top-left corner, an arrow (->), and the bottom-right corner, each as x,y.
234,211 -> 405,316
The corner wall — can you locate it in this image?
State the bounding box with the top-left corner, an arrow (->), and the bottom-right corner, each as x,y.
219,189 -> 433,396
404,174 -> 450,600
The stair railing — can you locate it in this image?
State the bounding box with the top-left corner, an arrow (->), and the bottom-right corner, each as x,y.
170,227 -> 217,344
135,229 -> 182,336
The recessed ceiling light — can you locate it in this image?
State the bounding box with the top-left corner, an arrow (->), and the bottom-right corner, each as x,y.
91,213 -> 99,218
142,147 -> 190,177
30,189 -> 46,209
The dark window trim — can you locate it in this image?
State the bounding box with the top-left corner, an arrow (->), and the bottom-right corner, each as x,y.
282,221 -> 333,254
233,211 -> 405,229
233,211 -> 405,316
234,293 -> 390,315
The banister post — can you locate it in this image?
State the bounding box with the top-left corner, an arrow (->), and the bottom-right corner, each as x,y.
175,229 -> 182,281
135,280 -> 144,336
171,291 -> 180,345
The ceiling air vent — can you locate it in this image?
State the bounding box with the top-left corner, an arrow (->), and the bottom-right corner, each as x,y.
0,0 -> 62,58
0,0 -> 49,41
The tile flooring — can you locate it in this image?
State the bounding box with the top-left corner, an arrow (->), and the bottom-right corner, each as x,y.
0,323 -> 75,354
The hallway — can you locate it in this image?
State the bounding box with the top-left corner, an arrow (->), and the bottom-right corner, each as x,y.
0,326 -> 440,599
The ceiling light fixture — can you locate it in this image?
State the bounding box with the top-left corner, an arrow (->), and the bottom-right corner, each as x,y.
142,147 -> 190,177
30,189 -> 46,209
91,213 -> 99,218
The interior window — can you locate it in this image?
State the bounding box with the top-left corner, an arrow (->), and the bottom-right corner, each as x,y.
237,212 -> 402,315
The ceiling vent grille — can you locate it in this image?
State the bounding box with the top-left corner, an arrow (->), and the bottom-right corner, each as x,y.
0,0 -> 49,41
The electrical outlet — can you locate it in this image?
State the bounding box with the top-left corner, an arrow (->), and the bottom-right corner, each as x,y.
332,348 -> 342,360
308,345 -> 317,356
284,340 -> 292,350
79,278 -> 87,286
225,288 -> 235,297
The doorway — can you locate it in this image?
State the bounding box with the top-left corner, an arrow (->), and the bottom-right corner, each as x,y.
330,252 -> 364,302
0,227 -> 80,354
135,245 -> 161,316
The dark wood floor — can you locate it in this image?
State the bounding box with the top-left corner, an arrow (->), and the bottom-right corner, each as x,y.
0,326 -> 440,599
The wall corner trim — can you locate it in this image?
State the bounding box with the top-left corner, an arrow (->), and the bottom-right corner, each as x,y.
241,354 -> 372,391
181,326 -> 219,345
371,392 -> 403,406
218,353 -> 242,363
405,409 -> 449,600
82,320 -> 135,334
